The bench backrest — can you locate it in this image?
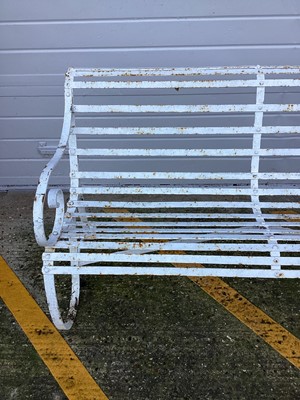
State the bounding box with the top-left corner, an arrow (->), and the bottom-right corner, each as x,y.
63,66 -> 300,203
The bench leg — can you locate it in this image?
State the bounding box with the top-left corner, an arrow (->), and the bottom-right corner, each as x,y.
43,273 -> 80,330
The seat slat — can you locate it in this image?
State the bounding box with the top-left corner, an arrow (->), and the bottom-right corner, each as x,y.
74,187 -> 299,196
62,227 -> 298,236
68,221 -> 298,228
41,266 -> 300,279
59,232 -> 300,241
43,268 -> 299,278
70,200 -> 300,209
70,212 -> 294,220
53,241 -> 300,252
44,252 -> 300,266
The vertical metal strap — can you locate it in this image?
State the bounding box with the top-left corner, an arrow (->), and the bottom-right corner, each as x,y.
251,67 -> 281,269
68,129 -> 90,226
67,127 -> 81,229
251,67 -> 265,197
251,69 -> 265,228
69,131 -> 79,201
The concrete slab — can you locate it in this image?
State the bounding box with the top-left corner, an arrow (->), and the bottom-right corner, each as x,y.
1,191 -> 300,399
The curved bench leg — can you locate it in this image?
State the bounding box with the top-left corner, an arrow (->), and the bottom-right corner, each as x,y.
44,274 -> 80,330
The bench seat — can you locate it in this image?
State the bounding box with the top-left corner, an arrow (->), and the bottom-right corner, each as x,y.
33,66 -> 300,329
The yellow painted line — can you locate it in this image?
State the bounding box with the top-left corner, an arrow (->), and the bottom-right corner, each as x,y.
0,256 -> 109,400
190,275 -> 300,369
110,209 -> 300,369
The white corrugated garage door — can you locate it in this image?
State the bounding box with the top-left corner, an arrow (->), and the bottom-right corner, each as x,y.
1,0 -> 300,189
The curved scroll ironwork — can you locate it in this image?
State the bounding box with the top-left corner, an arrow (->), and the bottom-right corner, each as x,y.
33,187 -> 65,246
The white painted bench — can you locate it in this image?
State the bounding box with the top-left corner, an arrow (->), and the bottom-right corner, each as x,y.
33,66 -> 300,329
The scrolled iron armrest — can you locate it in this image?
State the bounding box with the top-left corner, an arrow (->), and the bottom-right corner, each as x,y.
33,69 -> 73,247
33,147 -> 66,247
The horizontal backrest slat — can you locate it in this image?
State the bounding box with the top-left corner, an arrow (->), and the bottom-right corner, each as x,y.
74,172 -> 300,180
74,148 -> 300,157
72,104 -> 300,113
72,127 -> 300,135
71,66 -> 300,77
72,79 -> 300,89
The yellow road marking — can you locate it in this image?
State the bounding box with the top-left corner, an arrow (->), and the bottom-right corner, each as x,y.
0,256 -> 109,400
111,209 -> 300,369
191,276 -> 300,369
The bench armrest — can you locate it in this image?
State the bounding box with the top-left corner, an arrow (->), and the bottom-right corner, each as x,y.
33,146 -> 66,247
33,69 -> 74,247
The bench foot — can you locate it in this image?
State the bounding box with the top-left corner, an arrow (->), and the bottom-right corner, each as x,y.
43,274 -> 80,330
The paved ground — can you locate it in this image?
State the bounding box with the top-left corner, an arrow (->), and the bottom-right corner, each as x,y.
1,191 -> 300,400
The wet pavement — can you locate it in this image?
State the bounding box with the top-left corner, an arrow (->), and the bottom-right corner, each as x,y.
1,191 -> 300,400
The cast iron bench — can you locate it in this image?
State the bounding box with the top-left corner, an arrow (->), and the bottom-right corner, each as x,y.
33,66 -> 300,329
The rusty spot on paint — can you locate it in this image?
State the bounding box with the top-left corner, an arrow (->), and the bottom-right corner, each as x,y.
34,327 -> 55,336
286,104 -> 295,112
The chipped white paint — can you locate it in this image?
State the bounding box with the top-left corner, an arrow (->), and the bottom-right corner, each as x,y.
33,66 -> 300,330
